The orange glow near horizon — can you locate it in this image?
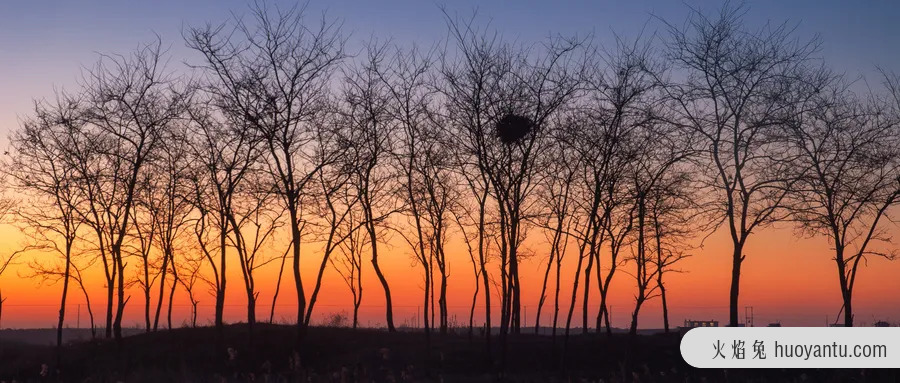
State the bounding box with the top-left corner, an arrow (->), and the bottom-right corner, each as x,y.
1,216 -> 898,331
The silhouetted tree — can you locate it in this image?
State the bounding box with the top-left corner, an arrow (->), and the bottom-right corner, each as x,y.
148,124 -> 193,331
330,202 -> 366,329
382,43 -> 444,341
177,254 -> 204,328
8,94 -> 87,356
82,39 -> 190,341
186,3 -> 347,344
533,114 -> 580,338
442,13 -> 583,374
229,171 -> 284,332
185,97 -> 258,346
341,42 -> 400,332
786,76 -> 900,327
132,180 -> 160,332
626,120 -> 695,335
649,170 -> 697,333
303,160 -> 356,326
662,4 -> 820,326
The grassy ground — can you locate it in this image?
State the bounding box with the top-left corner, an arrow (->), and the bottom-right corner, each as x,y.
0,324 -> 897,382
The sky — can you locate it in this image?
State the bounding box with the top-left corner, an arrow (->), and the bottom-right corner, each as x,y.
1,0 -> 900,330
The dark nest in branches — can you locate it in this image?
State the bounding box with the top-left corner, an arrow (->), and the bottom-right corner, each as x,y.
495,113 -> 536,145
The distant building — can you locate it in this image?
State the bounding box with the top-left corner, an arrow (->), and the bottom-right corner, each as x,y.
829,323 -> 845,327
767,322 -> 781,327
683,319 -> 719,328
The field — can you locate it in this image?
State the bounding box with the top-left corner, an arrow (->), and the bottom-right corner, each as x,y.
1,324 -> 897,382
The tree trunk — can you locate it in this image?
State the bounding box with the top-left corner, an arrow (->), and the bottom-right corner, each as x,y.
630,195 -> 646,336
552,255 -> 562,340
581,248 -> 594,334
629,298 -> 645,336
438,259 -> 448,334
564,250 -> 585,344
423,263 -> 431,344
76,278 -> 96,339
535,239 -> 556,334
353,291 -> 361,329
192,301 -> 198,328
479,227 -> 491,350
167,275 -> 177,330
835,248 -> 853,327
476,188 -> 491,356
57,245 -> 72,357
305,246 -> 332,325
509,215 -> 521,334
105,278 -> 114,338
215,219 -> 227,336
270,250 -> 287,324
143,258 -> 151,332
729,243 -> 744,327
468,270 -> 479,339
153,248 -> 170,331
843,291 -> 853,327
113,247 -> 126,341
659,277 -> 669,333
366,195 -> 395,332
655,214 -> 669,333
599,283 -> 612,336
289,203 -> 307,343
247,291 -> 257,327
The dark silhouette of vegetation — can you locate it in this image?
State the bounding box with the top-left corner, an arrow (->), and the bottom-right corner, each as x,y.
2,3 -> 899,381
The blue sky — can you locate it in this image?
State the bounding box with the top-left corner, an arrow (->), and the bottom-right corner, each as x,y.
2,0 -> 899,140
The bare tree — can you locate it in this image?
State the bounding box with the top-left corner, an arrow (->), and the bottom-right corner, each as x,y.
228,172 -> 284,331
340,43 -> 402,332
186,3 -> 346,343
330,201 -> 366,329
132,181 -> 160,332
587,38 -> 659,336
391,89 -> 457,337
560,37 -> 652,342
380,43 -> 446,341
441,13 -> 583,372
8,94 -> 86,355
662,4 -> 820,326
79,39 -> 190,340
149,124 -> 193,331
786,77 -> 900,327
646,167 -> 698,333
303,149 -> 356,326
177,254 -> 204,328
532,115 -> 580,338
65,106 -> 117,339
625,121 -> 695,335
71,260 -> 97,338
184,93 -> 260,346
451,199 -> 486,338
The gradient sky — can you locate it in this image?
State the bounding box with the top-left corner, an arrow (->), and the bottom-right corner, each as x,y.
1,0 -> 899,330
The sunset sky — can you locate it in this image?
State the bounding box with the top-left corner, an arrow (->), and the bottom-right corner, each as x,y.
1,0 -> 899,330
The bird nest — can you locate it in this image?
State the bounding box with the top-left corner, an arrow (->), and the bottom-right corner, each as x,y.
495,113 -> 536,145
